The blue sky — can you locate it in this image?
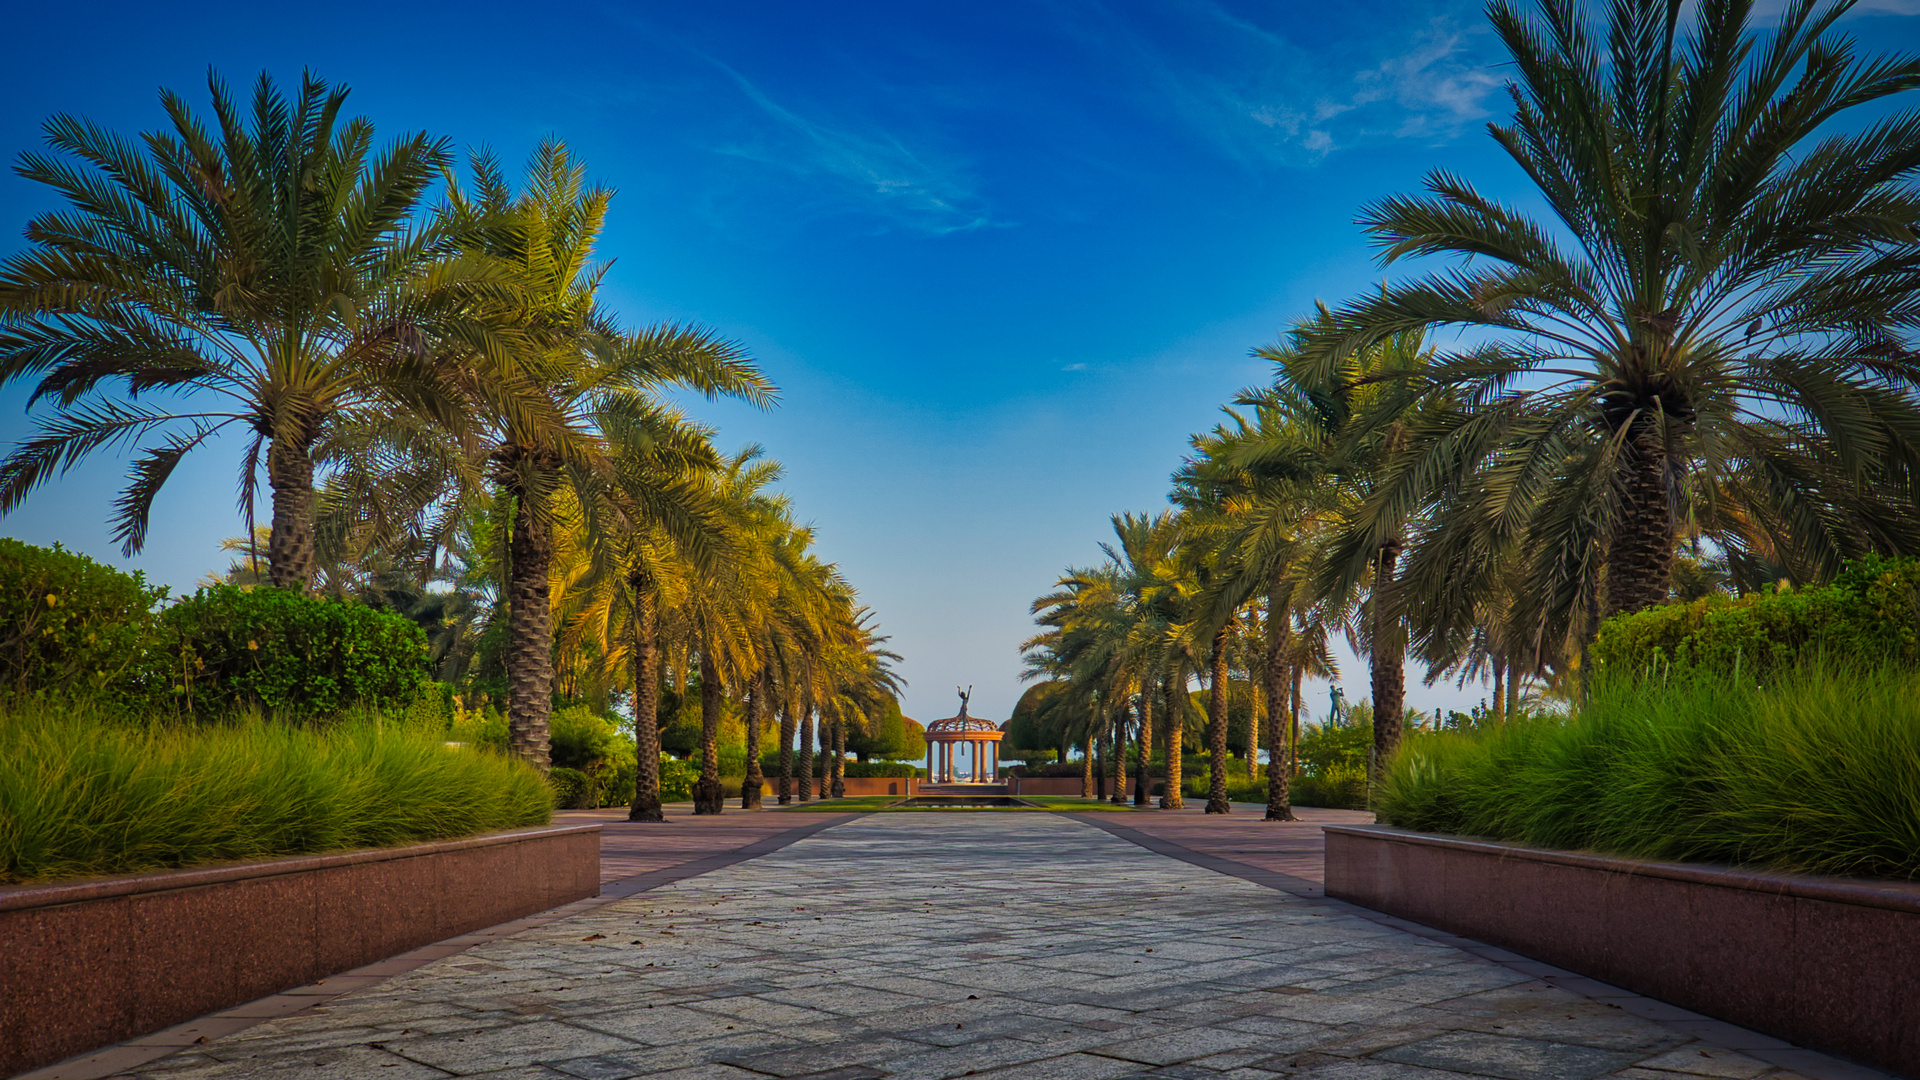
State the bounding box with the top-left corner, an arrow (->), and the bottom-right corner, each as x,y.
6,0 -> 1920,726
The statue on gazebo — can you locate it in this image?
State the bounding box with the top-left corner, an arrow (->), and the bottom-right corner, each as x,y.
955,685 -> 972,718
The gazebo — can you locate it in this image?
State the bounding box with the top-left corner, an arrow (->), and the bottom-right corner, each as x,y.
924,687 -> 1004,784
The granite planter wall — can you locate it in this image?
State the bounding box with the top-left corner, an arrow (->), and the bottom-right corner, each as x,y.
837,776 -> 918,797
1,824 -> 601,1078
1324,824 -> 1920,1078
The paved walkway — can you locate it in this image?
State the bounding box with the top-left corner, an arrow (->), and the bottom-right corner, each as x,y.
553,808 -> 856,884
98,813 -> 1881,1080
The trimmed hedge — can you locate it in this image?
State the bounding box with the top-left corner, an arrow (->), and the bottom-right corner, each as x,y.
149,585 -> 430,719
1593,555 -> 1920,677
0,540 -> 165,697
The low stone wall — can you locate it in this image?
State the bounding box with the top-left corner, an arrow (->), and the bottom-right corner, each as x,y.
1,824 -> 601,1077
1324,824 -> 1920,1078
840,776 -> 917,797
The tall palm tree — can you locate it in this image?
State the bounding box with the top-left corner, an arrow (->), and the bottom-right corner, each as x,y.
1248,315 -> 1436,774
437,144 -> 773,769
1026,511 -> 1197,808
0,71 -> 499,588
1307,0 -> 1920,666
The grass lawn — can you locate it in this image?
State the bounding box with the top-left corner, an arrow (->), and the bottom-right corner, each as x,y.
782,794 -> 1148,813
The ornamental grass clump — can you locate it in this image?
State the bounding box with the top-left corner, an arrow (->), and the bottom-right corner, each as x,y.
0,701 -> 551,885
1377,663 -> 1920,880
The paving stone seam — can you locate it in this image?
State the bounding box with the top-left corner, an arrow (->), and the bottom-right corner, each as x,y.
15,813 -> 861,1080
1064,812 -> 1893,1080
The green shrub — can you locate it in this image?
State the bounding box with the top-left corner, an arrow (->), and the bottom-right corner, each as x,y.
549,706 -> 637,808
1292,765 -> 1369,809
843,760 -> 918,778
0,540 -> 164,697
659,756 -> 698,801
449,701 -> 508,751
0,699 -> 551,884
149,585 -> 429,719
549,767 -> 592,809
1593,555 -> 1920,678
1377,662 -> 1920,879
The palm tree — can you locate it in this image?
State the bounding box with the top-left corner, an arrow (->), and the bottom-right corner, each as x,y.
0,71 -> 497,588
1306,0 -> 1920,668
1247,314 -> 1436,775
435,144 -> 773,769
1026,511 -> 1197,808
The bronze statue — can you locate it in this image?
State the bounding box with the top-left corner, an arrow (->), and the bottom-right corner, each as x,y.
956,685 -> 972,718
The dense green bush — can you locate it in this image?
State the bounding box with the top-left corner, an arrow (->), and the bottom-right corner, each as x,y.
845,697 -> 926,761
1377,663 -> 1920,879
844,760 -> 919,778
1292,766 -> 1369,810
1593,555 -> 1920,677
659,756 -> 698,801
0,699 -> 551,884
149,585 -> 429,718
448,700 -> 508,751
549,767 -> 592,809
0,540 -> 164,697
550,706 -> 636,807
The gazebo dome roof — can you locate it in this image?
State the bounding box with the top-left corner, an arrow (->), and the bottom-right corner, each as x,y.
926,714 -> 1000,734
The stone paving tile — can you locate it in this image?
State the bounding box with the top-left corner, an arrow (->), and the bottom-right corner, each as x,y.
112,814 -> 1889,1080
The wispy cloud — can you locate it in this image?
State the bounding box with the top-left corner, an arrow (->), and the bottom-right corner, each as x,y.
694,51 -> 995,236
1054,0 -> 1503,165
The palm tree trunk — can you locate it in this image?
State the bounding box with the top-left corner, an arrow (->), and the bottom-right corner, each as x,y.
1490,653 -> 1507,724
742,668 -> 767,809
778,695 -> 795,805
1371,539 -> 1405,784
1507,661 -> 1523,723
1606,444 -> 1677,618
1264,590 -> 1296,821
1246,677 -> 1258,782
693,647 -> 724,815
1094,719 -> 1107,800
627,572 -> 665,823
1160,672 -> 1184,809
1290,664 -> 1304,790
266,435 -> 317,591
506,490 -> 554,772
797,704 -> 814,801
1109,706 -> 1128,804
830,717 -> 846,798
1133,686 -> 1153,806
1081,731 -> 1094,798
1206,626 -> 1231,814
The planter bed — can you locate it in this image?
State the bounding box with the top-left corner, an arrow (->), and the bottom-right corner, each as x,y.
1,824 -> 601,1078
1324,823 -> 1920,1078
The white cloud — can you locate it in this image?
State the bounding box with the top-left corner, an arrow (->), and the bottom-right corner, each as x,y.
1051,0 -> 1502,167
694,52 -> 995,236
